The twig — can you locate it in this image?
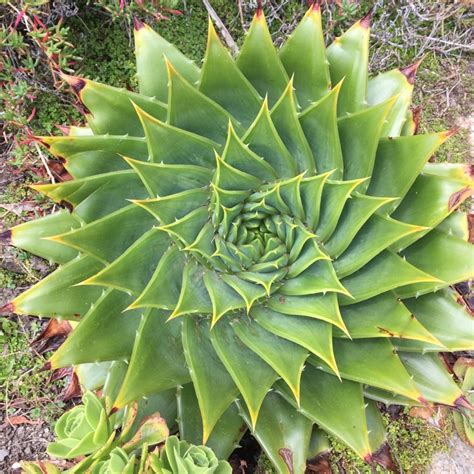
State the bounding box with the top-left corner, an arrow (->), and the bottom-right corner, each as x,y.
202,0 -> 239,56
34,142 -> 55,184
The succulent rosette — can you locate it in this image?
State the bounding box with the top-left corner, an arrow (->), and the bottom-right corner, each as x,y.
150,436 -> 231,474
47,392 -> 112,459
3,3 -> 473,473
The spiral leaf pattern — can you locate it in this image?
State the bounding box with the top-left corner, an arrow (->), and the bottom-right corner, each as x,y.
3,5 -> 473,472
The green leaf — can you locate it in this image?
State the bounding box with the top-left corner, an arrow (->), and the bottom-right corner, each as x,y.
324,193 -> 394,258
339,250 -> 439,305
279,4 -> 330,107
399,352 -> 463,405
9,211 -> 80,264
339,293 -> 442,345
232,317 -> 308,402
365,400 -> 387,455
159,207 -> 209,246
299,83 -> 343,177
334,214 -> 425,278
280,259 -> 349,297
50,290 -> 140,368
326,339 -> 423,401
220,274 -> 267,312
403,289 -> 474,351
268,292 -> 349,335
238,392 -> 312,474
368,67 -> 415,137
134,23 -> 199,101
199,19 -> 261,127
125,157 -> 212,197
134,189 -> 208,225
300,172 -> 333,230
204,271 -> 246,326
130,245 -> 184,310
317,178 -> 365,241
32,170 -> 147,221
214,152 -> 262,191
271,79 -> 315,174
182,318 -> 239,443
243,100 -> 297,179
177,384 -> 246,459
115,310 -> 190,407
338,98 -> 395,185
167,60 -> 240,143
170,260 -> 212,318
276,366 -> 371,460
391,172 -> 473,250
221,123 -> 276,181
327,17 -> 370,115
63,75 -> 166,136
236,11 -> 289,106
252,306 -> 338,377
210,317 -> 278,429
11,256 -> 103,318
40,135 -> 147,178
398,229 -> 474,298
82,228 -> 169,295
368,133 -> 449,212
52,205 -> 155,264
134,105 -> 218,167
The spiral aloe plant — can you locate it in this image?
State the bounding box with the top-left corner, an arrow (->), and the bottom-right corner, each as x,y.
2,3 -> 473,472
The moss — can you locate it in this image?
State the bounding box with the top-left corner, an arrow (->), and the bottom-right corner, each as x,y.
255,452 -> 275,473
329,410 -> 454,473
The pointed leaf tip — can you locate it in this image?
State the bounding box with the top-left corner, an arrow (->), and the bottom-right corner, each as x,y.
61,73 -> 86,94
400,60 -> 422,85
39,361 -> 52,372
360,8 -> 373,29
454,395 -> 474,410
133,16 -> 145,31
56,125 -> 70,135
310,0 -> 321,12
0,229 -> 12,245
256,0 -> 263,16
441,127 -> 460,140
371,443 -> 398,471
0,301 -> 15,314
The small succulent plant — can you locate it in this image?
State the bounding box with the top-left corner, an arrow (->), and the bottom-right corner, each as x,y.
149,436 -> 231,474
47,392 -> 113,459
4,3 -> 473,472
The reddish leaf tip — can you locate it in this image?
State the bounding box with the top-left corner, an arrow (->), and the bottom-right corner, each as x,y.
256,0 -> 263,17
110,406 -> 119,414
39,361 -> 52,372
441,127 -> 460,140
133,16 -> 145,31
454,395 -> 474,410
363,453 -> 374,464
309,0 -> 321,11
400,60 -> 422,85
56,125 -> 70,135
0,229 -> 12,245
418,396 -> 430,406
61,74 -> 86,94
360,8 -> 373,29
371,442 -> 398,471
0,301 -> 15,314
